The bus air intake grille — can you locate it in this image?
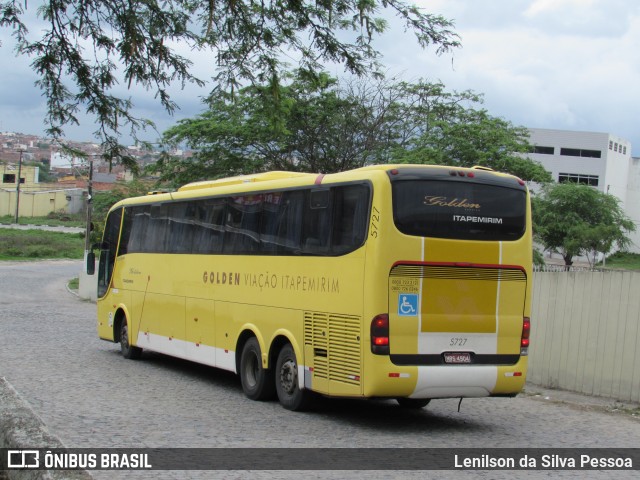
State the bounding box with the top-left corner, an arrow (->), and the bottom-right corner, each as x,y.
390,264 -> 526,282
304,312 -> 362,386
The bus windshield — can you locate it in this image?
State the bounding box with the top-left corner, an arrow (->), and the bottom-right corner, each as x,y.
392,179 -> 527,241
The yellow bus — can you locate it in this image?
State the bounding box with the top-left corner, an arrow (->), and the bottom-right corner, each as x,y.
90,164 -> 532,410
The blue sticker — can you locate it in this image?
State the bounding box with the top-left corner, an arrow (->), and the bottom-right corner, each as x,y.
398,294 -> 419,316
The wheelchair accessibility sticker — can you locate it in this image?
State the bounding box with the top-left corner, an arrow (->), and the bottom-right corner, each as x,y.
398,294 -> 419,316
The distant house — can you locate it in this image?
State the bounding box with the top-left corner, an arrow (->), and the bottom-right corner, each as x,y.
1,163 -> 39,187
0,163 -> 84,217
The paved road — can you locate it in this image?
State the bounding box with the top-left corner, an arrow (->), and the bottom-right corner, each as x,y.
0,261 -> 638,479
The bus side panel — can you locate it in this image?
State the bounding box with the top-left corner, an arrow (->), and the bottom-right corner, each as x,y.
494,358 -> 528,394
217,301 -> 364,397
212,301 -> 237,372
185,298 -> 216,366
302,310 -> 363,396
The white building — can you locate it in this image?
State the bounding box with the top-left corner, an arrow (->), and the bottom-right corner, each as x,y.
527,128 -> 639,254
50,151 -> 86,168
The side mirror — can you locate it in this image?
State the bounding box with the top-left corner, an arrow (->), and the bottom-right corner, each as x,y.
86,251 -> 96,275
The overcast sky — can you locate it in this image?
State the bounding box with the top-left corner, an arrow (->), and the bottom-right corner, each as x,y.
1,0 -> 639,155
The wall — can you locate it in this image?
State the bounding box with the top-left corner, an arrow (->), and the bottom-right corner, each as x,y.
529,271 -> 640,403
0,188 -> 84,217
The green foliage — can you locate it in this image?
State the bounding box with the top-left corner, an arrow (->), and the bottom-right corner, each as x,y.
384,82 -> 551,182
153,71 -> 550,186
24,160 -> 57,182
533,248 -> 546,267
532,182 -> 636,266
0,213 -> 85,227
0,0 -> 459,170
0,229 -> 84,260
603,252 -> 640,270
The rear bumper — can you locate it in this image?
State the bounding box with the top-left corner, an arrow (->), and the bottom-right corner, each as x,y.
364,356 -> 527,399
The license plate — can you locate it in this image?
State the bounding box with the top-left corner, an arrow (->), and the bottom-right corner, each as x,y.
444,352 -> 471,364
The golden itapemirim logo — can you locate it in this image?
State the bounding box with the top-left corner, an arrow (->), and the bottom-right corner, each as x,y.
423,196 -> 481,209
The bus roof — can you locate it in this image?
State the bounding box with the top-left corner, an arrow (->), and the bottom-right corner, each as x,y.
109,164 -> 524,211
178,171 -> 315,192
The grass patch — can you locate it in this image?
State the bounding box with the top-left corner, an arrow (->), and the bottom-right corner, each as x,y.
68,277 -> 79,290
603,252 -> 640,270
0,229 -> 85,260
0,213 -> 85,228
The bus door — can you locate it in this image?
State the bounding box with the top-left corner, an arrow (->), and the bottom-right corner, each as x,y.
97,207 -> 123,298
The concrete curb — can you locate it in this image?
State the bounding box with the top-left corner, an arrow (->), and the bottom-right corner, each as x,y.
0,378 -> 92,479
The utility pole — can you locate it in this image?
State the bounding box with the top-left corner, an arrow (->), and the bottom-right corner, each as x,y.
13,150 -> 23,224
84,155 -> 94,252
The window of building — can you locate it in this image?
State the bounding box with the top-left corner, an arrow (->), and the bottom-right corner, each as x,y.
623,146 -> 627,155
532,146 -> 554,155
558,173 -> 599,186
609,140 -> 613,150
559,148 -> 601,158
614,143 -> 619,152
3,174 -> 16,183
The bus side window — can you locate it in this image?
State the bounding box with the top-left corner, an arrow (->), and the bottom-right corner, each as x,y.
192,199 -> 225,254
148,205 -> 170,253
302,190 -> 331,255
260,190 -> 303,254
224,195 -> 262,254
167,202 -> 195,254
127,206 -> 150,253
332,185 -> 369,254
118,208 -> 133,256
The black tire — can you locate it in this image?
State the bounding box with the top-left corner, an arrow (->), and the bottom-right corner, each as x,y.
120,319 -> 142,360
240,337 -> 276,401
396,398 -> 431,409
275,343 -> 312,411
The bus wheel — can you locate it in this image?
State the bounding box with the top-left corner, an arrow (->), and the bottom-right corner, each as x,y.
120,320 -> 142,360
275,344 -> 312,411
396,398 -> 431,409
240,338 -> 275,401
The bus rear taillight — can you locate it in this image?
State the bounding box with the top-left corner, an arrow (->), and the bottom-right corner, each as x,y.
371,314 -> 390,355
521,317 -> 531,356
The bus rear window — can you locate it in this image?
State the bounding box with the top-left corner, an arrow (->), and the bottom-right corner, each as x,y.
392,180 -> 526,241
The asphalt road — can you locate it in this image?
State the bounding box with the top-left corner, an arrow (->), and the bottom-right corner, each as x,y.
0,260 -> 637,479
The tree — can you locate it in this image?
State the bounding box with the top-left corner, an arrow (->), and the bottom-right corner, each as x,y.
532,182 -> 636,267
152,70 -> 395,185
0,0 -> 460,170
383,81 -> 552,182
153,71 -> 551,186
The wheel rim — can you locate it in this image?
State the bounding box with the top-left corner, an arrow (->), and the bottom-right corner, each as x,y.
279,358 -> 297,395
